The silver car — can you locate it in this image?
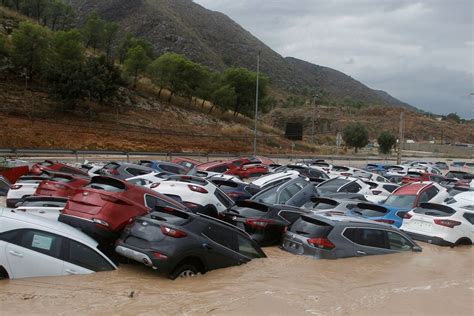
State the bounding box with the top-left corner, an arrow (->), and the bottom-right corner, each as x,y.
281,213 -> 421,259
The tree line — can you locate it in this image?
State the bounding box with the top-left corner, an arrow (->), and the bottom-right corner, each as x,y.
0,2 -> 270,117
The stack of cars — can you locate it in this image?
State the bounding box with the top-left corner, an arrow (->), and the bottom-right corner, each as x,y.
0,157 -> 472,282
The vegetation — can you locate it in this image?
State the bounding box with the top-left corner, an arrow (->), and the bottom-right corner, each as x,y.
1,2 -> 270,118
446,112 -> 461,123
377,131 -> 397,155
342,122 -> 369,153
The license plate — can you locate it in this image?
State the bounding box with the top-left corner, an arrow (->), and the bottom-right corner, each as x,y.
412,220 -> 433,231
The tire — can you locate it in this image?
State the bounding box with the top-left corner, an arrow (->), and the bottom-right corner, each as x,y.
0,266 -> 9,280
454,238 -> 472,247
169,263 -> 200,280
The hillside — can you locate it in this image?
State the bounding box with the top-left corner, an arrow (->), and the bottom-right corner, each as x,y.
66,0 -> 414,108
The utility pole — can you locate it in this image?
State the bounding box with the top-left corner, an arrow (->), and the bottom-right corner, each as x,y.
253,51 -> 261,155
397,112 -> 404,164
311,94 -> 319,143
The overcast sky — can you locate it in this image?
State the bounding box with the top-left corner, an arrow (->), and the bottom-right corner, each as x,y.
194,0 -> 473,118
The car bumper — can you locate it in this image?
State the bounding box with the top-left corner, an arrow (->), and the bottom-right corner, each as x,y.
115,244 -> 173,274
401,230 -> 453,247
58,214 -> 119,241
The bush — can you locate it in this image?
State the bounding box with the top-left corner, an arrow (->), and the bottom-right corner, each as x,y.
377,131 -> 397,155
342,122 -> 369,153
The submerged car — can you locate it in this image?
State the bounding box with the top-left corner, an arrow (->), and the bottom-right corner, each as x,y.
59,176 -> 186,241
98,162 -> 154,180
281,213 -> 421,259
6,175 -> 51,208
0,209 -> 116,280
0,176 -> 10,196
137,160 -> 187,175
115,207 -> 266,279
30,160 -> 89,177
207,176 -> 260,202
251,177 -> 318,207
13,196 -> 68,221
316,177 -> 372,196
401,203 -> 473,247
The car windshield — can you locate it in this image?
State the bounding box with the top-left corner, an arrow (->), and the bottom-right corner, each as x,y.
384,195 -> 416,209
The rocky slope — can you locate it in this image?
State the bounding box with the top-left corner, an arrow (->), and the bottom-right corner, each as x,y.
67,0 -> 415,109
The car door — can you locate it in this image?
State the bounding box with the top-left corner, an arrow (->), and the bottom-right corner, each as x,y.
61,238 -> 115,275
342,227 -> 396,256
4,229 -> 64,279
201,223 -> 247,270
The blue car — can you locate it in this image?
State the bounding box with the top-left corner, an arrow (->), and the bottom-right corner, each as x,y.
347,202 -> 408,228
363,163 -> 386,174
138,160 -> 187,175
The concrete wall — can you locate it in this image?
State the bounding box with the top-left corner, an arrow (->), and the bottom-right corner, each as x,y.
403,143 -> 474,157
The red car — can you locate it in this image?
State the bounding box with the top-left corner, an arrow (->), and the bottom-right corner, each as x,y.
196,156 -> 272,179
401,171 -> 446,185
30,160 -> 89,177
34,173 -> 90,198
171,157 -> 201,172
58,176 -> 187,241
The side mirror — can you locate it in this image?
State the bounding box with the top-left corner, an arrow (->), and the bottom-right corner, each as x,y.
412,245 -> 422,252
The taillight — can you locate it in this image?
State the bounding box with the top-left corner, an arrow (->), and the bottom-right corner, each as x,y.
153,252 -> 168,260
188,185 -> 208,194
434,219 -> 461,228
245,218 -> 275,228
10,185 -> 22,190
161,226 -> 187,238
372,190 -> 382,195
375,219 -> 395,225
150,182 -> 160,189
404,213 -> 413,219
307,238 -> 335,250
110,169 -> 119,175
283,226 -> 288,233
227,192 -> 243,199
341,172 -> 352,177
92,218 -> 110,227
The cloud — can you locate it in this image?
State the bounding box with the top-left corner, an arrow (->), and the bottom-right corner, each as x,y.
194,0 -> 473,118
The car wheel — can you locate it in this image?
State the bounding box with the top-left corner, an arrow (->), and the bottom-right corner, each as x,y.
453,238 -> 472,247
169,264 -> 200,280
0,266 -> 9,280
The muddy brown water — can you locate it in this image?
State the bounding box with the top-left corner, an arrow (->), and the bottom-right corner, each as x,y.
0,243 -> 473,315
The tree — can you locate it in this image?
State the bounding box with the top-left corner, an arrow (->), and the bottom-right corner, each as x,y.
223,67 -> 269,116
11,21 -> 51,80
342,122 -> 369,153
118,34 -> 154,64
44,0 -> 75,31
0,33 -> 8,57
148,52 -> 189,100
82,55 -> 122,102
81,12 -> 105,53
446,112 -> 461,123
124,45 -> 150,88
377,131 -> 397,155
103,22 -> 119,61
210,84 -> 236,113
51,29 -> 85,64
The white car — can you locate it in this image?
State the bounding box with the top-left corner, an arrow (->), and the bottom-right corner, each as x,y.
363,181 -> 400,197
12,196 -> 68,221
6,176 -> 49,208
316,177 -> 372,196
126,171 -> 170,187
326,165 -> 363,178
149,175 -> 234,216
401,203 -> 473,246
446,191 -> 474,209
0,209 -> 116,280
251,170 -> 300,188
352,170 -> 390,183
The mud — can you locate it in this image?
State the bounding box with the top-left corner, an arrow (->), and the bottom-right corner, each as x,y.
0,244 -> 472,315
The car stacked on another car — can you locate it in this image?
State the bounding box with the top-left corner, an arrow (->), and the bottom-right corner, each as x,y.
115,206 -> 266,279
99,162 -> 154,180
30,160 -> 89,177
6,175 -> 51,208
34,173 -> 90,198
59,176 -> 187,242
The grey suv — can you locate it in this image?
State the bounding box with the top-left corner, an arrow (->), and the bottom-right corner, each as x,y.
281,213 -> 421,259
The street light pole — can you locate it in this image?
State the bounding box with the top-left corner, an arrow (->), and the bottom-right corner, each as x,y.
253,51 -> 261,155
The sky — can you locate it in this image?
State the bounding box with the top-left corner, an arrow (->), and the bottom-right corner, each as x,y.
194,0 -> 474,119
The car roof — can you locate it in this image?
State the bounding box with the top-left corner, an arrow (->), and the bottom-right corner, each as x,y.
305,213 -> 394,227
393,182 -> 431,195
0,208 -> 99,247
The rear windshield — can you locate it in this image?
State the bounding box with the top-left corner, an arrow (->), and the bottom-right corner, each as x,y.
352,206 -> 388,217
149,210 -> 190,226
407,172 -> 421,178
306,199 -> 339,210
290,216 -> 333,238
318,179 -> 350,194
103,163 -> 120,170
384,194 -> 416,209
51,176 -> 72,183
85,177 -> 125,192
413,204 -> 456,217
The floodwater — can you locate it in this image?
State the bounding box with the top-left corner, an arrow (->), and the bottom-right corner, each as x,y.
0,244 -> 473,315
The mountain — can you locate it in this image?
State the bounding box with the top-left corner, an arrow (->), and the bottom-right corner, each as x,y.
68,0 -> 414,108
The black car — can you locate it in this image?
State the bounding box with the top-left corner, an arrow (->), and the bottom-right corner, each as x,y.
207,176 -> 260,201
273,164 -> 329,183
0,176 -> 10,196
222,200 -> 310,246
251,177 -> 318,207
115,207 -> 266,279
